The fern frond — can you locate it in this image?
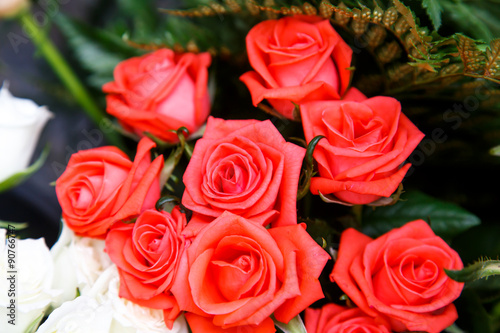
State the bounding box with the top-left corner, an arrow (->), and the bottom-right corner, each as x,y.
456,34 -> 486,74
484,39 -> 500,78
153,0 -> 499,97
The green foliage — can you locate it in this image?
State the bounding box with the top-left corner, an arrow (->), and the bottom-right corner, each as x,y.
116,0 -> 160,38
361,190 -> 480,239
54,14 -> 141,89
422,0 -> 443,31
439,0 -> 499,42
177,0 -> 495,102
303,217 -> 339,250
50,0 -> 500,103
454,289 -> 495,333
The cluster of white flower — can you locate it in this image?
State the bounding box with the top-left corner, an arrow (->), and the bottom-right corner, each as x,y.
0,225 -> 188,333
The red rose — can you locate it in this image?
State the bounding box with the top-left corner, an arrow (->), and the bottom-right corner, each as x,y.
240,15 -> 353,120
55,137 -> 163,238
305,303 -> 392,333
103,49 -> 211,142
300,96 -> 425,205
105,208 -> 186,328
330,220 -> 464,333
171,211 -> 330,332
181,117 -> 305,231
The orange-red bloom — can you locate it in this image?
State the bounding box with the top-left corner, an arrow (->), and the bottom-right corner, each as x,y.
330,220 -> 464,333
104,49 -> 211,142
55,137 -> 163,238
240,15 -> 352,120
171,212 -> 330,333
105,208 -> 187,328
182,117 -> 305,231
301,96 -> 424,205
305,303 -> 392,333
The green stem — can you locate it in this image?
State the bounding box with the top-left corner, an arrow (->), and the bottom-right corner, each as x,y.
19,11 -> 124,149
352,204 -> 363,227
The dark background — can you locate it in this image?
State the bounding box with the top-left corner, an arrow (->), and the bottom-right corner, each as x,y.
0,0 -> 176,246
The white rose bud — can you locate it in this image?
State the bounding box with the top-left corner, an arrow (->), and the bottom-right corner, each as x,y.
0,83 -> 53,183
0,229 -> 63,333
0,0 -> 29,18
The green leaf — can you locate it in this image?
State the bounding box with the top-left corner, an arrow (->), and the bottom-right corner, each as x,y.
422,0 -> 443,31
444,323 -> 466,333
116,0 -> 159,38
0,145 -> 50,193
54,14 -> 141,89
162,16 -> 216,50
453,289 -> 494,333
0,221 -> 29,230
441,0 -> 495,42
362,190 -> 480,239
303,218 -> 340,250
445,259 -> 500,283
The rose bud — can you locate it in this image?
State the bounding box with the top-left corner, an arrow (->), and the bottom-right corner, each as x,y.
103,49 -> 211,142
240,15 -> 353,120
305,303 -> 392,333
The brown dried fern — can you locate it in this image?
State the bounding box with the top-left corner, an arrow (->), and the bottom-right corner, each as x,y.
456,34 -> 485,74
154,0 -> 499,96
484,39 -> 500,78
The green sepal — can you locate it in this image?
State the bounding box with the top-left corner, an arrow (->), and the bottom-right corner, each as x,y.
155,195 -> 181,213
159,127 -> 190,188
445,259 -> 500,283
273,314 -> 307,333
297,135 -> 325,200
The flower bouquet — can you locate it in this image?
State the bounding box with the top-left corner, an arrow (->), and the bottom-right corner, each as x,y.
1,0 -> 499,332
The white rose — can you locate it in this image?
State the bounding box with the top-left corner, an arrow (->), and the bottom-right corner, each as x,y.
37,265 -> 189,333
106,267 -> 188,333
0,83 -> 52,183
0,0 -> 29,18
35,295 -> 115,333
0,229 -> 62,333
50,221 -> 112,308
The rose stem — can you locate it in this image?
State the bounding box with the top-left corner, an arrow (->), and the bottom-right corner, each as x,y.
18,10 -> 125,149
